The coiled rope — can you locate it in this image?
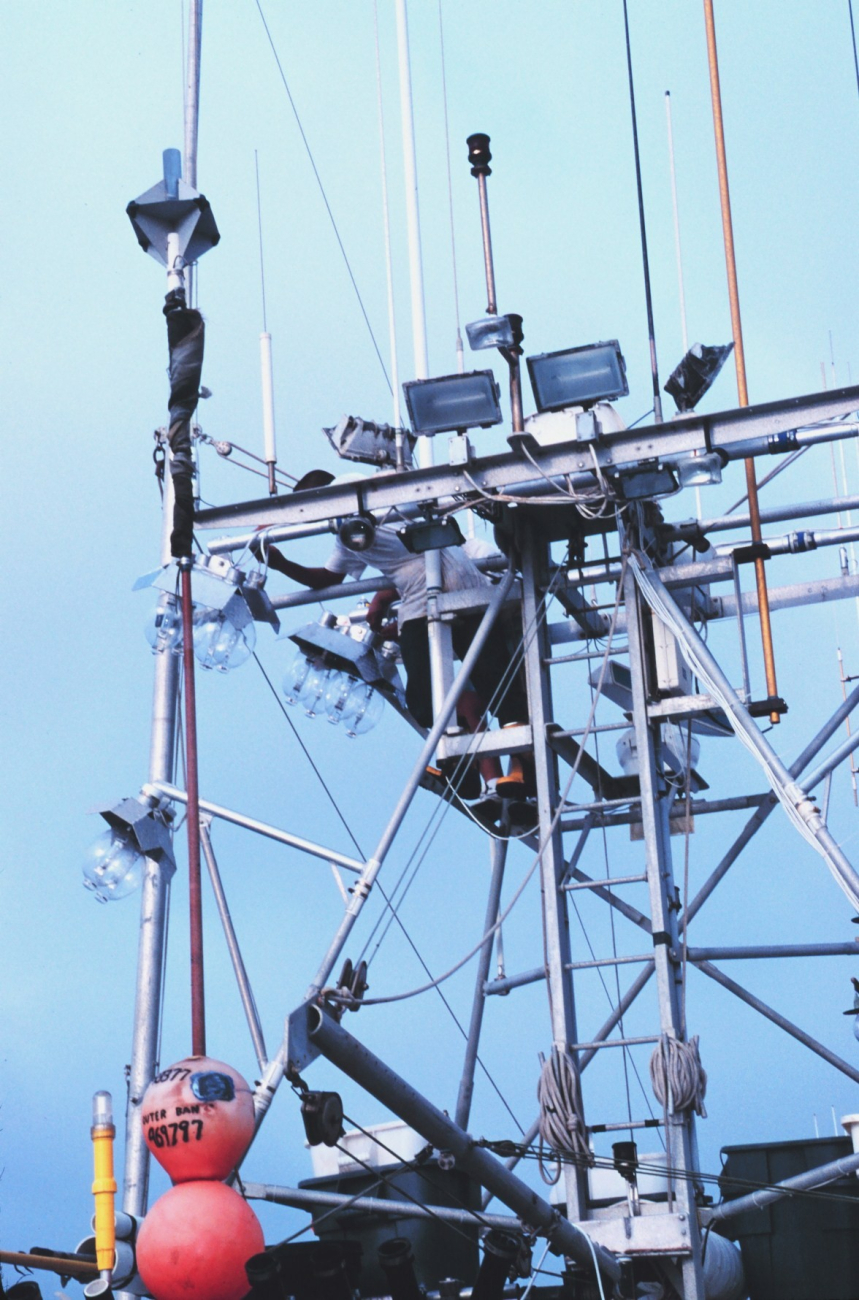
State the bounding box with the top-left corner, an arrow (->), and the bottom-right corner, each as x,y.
649,1033 -> 707,1117
537,1046 -> 591,1184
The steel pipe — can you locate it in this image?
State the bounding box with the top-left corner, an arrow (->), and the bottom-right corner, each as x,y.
145,781 -> 363,874
706,1150 -> 859,1222
243,1181 -> 520,1230
200,822 -> 268,1070
306,1006 -> 620,1282
306,567 -> 516,997
695,960 -> 859,1085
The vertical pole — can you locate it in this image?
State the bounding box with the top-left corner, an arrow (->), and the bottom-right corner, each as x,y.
701,0 -> 780,723
455,835 -> 509,1129
394,0 -> 452,720
180,562 -> 206,1057
520,535 -> 587,1221
122,498 -> 180,1219
183,0 -> 203,305
372,0 -> 403,434
260,332 -> 277,494
623,561 -> 705,1300
621,0 -> 663,424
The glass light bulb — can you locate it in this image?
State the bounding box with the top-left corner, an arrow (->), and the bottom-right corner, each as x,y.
282,649 -> 316,706
324,671 -> 357,725
853,1014 -> 859,1043
192,608 -> 256,672
303,665 -> 333,718
343,682 -> 385,737
144,599 -> 183,655
82,829 -> 145,903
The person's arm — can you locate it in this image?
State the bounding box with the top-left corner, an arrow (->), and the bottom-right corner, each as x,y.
366,587 -> 398,637
264,544 -> 345,591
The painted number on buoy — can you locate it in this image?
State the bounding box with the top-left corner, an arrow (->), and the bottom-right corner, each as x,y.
147,1120 -> 204,1147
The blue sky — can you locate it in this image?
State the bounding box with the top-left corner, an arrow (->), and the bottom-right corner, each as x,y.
3,0 -> 859,1278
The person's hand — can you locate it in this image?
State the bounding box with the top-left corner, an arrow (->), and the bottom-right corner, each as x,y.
367,588 -> 396,631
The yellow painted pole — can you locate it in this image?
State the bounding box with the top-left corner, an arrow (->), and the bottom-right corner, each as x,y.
91,1091 -> 117,1281
702,0 -> 782,724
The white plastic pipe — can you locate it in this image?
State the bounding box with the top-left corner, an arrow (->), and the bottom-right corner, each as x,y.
394,0 -> 432,469
166,232 -> 184,294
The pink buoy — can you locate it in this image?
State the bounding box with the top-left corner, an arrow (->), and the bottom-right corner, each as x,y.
137,1180 -> 264,1300
141,1056 -> 255,1182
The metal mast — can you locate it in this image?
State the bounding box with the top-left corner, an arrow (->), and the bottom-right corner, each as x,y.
121,0 -> 203,1230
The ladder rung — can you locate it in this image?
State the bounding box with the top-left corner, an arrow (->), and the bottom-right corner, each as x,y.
564,874 -> 647,891
572,1036 -> 660,1051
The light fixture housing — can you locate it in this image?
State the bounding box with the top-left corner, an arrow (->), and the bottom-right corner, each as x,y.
527,340 -> 628,413
397,517 -> 464,554
465,314 -> 516,351
84,796 -> 176,902
324,414 -> 415,470
403,371 -> 502,436
664,342 -> 734,413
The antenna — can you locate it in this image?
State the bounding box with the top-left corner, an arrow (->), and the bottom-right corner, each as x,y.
465,134 -> 525,434
255,151 -> 278,495
621,0 -> 662,424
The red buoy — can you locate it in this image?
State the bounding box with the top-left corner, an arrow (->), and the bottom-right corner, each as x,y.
141,1056 -> 255,1182
137,1180 -> 264,1300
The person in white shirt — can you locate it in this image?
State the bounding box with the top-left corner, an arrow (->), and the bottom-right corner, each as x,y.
261,470 -> 532,799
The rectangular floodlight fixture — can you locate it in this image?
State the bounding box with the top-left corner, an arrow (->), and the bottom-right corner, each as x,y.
527,340 -> 628,413
403,370 -> 502,436
465,314 -> 516,351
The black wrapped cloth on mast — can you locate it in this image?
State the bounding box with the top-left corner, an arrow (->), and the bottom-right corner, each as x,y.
164,288 -> 204,559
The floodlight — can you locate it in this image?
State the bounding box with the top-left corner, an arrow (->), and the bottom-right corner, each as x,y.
324,414 -> 415,470
674,450 -> 724,489
84,796 -> 175,903
135,554 -> 279,672
338,515 -> 376,552
664,342 -> 734,413
192,606 -> 256,671
527,341 -> 628,413
397,517 -> 464,553
466,315 -> 516,351
403,371 -> 502,436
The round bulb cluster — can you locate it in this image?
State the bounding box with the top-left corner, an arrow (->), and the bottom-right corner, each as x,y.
82,828 -> 145,903
192,608 -> 256,672
145,599 -> 183,655
282,649 -> 384,736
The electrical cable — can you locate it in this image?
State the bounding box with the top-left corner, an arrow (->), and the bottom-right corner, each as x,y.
252,650 -> 524,1132
331,560 -> 627,1006
849,0 -> 859,105
478,1138 -> 859,1207
342,1113 -> 497,1235
254,0 -> 392,393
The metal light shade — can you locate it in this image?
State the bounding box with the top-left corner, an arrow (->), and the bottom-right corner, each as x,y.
527,341 -> 628,412
465,315 -> 515,351
403,371 -> 502,435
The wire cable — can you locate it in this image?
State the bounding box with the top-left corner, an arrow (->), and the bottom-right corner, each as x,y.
333,560 -> 627,1006
254,0 -> 392,393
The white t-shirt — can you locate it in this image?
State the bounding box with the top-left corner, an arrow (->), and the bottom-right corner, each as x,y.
326,525 -> 490,627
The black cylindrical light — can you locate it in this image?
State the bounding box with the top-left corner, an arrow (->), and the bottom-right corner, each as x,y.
471,1230 -> 521,1300
378,1237 -> 423,1300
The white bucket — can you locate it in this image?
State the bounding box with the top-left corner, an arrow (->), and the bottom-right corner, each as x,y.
307,1119 -> 427,1180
